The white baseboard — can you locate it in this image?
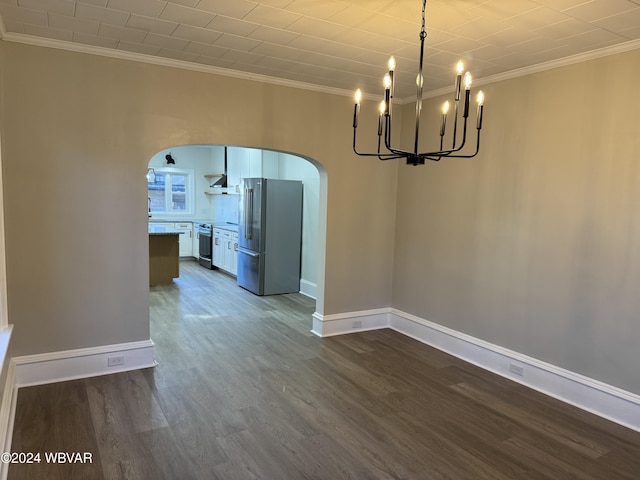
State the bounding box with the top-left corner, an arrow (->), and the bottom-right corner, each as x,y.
0,360 -> 15,448
0,325 -> 15,480
0,363 -> 16,480
12,340 -> 156,388
311,308 -> 390,337
299,279 -> 317,299
311,308 -> 640,433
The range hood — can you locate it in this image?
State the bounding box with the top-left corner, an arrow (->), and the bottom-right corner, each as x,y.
212,174 -> 227,187
211,146 -> 228,189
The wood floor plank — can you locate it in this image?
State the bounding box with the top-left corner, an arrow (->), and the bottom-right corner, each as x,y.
9,260 -> 640,479
450,382 -> 610,459
9,381 -> 104,480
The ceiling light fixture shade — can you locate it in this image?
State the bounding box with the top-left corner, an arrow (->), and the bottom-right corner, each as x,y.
147,168 -> 156,183
352,0 -> 485,166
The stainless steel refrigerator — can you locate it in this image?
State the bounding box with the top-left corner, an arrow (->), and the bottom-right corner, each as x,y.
237,178 -> 303,295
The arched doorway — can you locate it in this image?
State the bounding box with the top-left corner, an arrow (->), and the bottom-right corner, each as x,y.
146,143 -> 325,306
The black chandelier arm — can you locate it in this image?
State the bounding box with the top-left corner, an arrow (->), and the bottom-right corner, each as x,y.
382,114 -> 430,159
353,145 -> 400,159
378,154 -> 406,161
383,113 -> 406,158
377,111 -> 481,160
383,95 -> 476,159
383,139 -> 416,158
353,128 -> 406,160
451,101 -> 461,149
418,127 -> 481,159
432,116 -> 471,156
420,155 -> 443,162
383,116 -> 408,157
353,114 -> 413,161
441,129 -> 481,159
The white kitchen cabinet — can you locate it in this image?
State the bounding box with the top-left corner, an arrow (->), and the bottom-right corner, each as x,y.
248,148 -> 262,178
226,147 -> 248,194
260,150 -> 280,178
230,232 -> 238,275
227,147 -> 279,194
213,228 -> 238,275
222,231 -> 238,275
173,222 -> 192,257
212,228 -> 224,268
192,224 -> 200,259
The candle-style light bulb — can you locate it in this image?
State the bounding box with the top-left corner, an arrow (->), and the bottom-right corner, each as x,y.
462,72 -> 472,117
354,88 -> 362,105
378,100 -> 385,135
383,73 -> 393,114
383,73 -> 392,90
476,90 -> 484,129
353,89 -> 362,128
440,100 -> 449,136
386,57 -> 396,102
464,71 -> 472,90
454,60 -> 464,101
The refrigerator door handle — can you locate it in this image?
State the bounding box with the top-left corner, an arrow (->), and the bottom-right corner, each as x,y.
244,188 -> 254,240
248,188 -> 254,239
238,248 -> 259,257
243,188 -> 248,239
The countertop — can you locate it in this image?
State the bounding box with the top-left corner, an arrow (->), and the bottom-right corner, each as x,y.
147,219 -> 239,233
149,225 -> 183,235
214,223 -> 239,232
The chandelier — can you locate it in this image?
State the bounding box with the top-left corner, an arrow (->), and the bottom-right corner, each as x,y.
352,0 -> 485,166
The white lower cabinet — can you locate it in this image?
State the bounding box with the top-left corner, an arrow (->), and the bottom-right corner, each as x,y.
192,224 -> 200,259
224,232 -> 238,275
173,222 -> 193,257
213,229 -> 224,269
213,228 -> 238,275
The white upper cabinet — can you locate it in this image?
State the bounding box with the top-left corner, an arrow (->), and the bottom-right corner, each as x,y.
260,150 -> 280,179
226,147 -> 280,194
226,146 -> 249,194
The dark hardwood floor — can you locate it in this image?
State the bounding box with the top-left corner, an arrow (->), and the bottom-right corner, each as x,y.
9,260 -> 640,479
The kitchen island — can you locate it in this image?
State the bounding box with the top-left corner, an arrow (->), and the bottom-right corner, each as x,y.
149,224 -> 181,286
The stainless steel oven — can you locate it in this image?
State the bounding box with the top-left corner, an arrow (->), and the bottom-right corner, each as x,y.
197,223 -> 213,269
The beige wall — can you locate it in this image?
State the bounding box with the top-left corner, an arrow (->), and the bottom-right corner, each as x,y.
0,42 -> 397,356
393,49 -> 640,395
277,152 -> 320,294
5,38 -> 638,398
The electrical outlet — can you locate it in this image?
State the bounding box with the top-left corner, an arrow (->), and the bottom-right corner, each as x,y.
509,363 -> 524,376
107,356 -> 125,367
352,320 -> 362,329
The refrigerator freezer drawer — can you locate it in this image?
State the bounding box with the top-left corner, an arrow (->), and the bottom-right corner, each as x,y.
237,247 -> 263,295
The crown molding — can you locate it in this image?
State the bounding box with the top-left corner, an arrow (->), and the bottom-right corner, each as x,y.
0,32 -> 354,99
2,32 -> 640,104
417,37 -> 640,102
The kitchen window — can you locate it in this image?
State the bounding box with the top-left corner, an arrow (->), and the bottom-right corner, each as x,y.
148,168 -> 194,215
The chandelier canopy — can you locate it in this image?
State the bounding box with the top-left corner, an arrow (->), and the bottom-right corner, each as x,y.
352,0 -> 485,166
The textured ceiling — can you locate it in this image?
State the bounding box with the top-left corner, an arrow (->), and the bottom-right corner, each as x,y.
1,0 -> 640,99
